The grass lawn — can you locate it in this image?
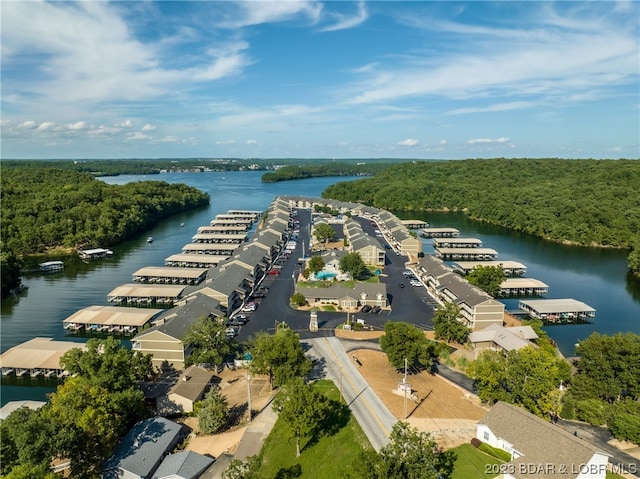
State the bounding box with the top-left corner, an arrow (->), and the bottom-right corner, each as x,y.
257,380 -> 373,479
450,444 -> 504,479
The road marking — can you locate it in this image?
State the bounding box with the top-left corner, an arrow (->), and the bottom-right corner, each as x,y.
321,337 -> 393,438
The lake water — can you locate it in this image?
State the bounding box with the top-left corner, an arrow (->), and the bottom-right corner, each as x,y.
1,171 -> 639,405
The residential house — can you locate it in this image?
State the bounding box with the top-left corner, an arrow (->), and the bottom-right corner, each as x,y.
153,451 -> 214,479
157,366 -> 215,414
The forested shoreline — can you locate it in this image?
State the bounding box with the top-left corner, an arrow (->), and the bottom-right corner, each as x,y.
261,162 -> 392,182
0,167 -> 210,297
321,158 -> 640,275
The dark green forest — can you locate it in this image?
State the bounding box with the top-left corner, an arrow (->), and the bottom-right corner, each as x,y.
322,158 -> 640,273
261,161 -> 392,182
1,167 -> 209,296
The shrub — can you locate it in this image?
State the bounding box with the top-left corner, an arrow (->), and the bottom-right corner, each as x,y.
478,442 -> 512,462
470,437 -> 482,448
576,399 -> 608,426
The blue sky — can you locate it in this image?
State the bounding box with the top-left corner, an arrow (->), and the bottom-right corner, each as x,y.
1,1 -> 638,160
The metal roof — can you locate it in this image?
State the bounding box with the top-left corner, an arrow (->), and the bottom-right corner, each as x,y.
108,284 -> 185,299
133,267 -> 208,279
63,305 -> 163,326
0,337 -> 86,370
519,298 -> 595,313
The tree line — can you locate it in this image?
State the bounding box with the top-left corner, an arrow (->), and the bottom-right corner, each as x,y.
0,166 -> 210,297
261,162 -> 391,183
321,158 -> 640,275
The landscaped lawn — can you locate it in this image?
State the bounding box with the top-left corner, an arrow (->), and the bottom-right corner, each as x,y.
450,443 -> 505,479
257,380 -> 373,478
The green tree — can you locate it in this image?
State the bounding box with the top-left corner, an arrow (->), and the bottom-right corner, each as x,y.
290,292 -> 307,307
466,265 -> 505,297
222,455 -> 262,479
248,328 -> 311,387
308,256 -> 325,275
182,317 -> 236,367
468,346 -> 570,418
628,240 -> 640,276
60,337 -> 153,391
313,222 -> 336,244
3,463 -> 59,479
433,302 -> 470,344
197,387 -> 229,434
351,422 -> 456,479
339,252 -> 368,280
272,378 -> 331,457
379,321 -> 438,371
0,245 -> 23,299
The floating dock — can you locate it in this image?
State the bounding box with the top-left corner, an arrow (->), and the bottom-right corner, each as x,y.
197,225 -> 250,235
107,284 -> 185,306
435,247 -> 498,261
452,260 -> 527,276
164,254 -> 228,268
433,237 -> 483,248
0,338 -> 86,379
63,305 -> 164,335
420,227 -> 460,238
499,278 -> 549,297
132,267 -> 208,285
401,220 -> 429,229
191,233 -> 248,244
39,260 -> 64,272
78,248 -> 113,259
181,243 -> 239,255
518,298 -> 596,323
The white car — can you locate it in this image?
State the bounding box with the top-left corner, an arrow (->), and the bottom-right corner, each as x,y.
410,280 -> 422,287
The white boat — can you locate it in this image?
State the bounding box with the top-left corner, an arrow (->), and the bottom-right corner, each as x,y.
147,236 -> 153,243
180,222 -> 185,227
39,260 -> 64,272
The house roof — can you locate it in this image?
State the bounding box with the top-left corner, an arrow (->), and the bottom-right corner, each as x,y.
102,417 -> 187,479
153,451 -> 214,479
468,324 -> 538,352
479,402 -> 606,479
297,282 -> 386,301
170,366 -> 215,402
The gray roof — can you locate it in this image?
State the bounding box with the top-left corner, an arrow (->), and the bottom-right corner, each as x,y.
170,366 -> 214,402
437,272 -> 493,307
417,255 -> 453,277
297,282 -> 386,301
136,294 -> 223,341
153,451 -> 214,479
205,264 -> 251,296
468,324 -> 538,352
102,417 -> 187,479
479,402 -> 606,479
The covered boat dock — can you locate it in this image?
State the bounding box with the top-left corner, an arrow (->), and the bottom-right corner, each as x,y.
420,227 -> 460,238
518,298 -> 596,323
401,220 -> 429,229
433,237 -> 483,248
132,267 -> 208,285
191,233 -> 248,244
181,243 -> 239,255
452,260 -> 527,276
63,305 -> 164,334
39,260 -> 64,272
499,278 -> 549,297
210,217 -> 254,228
197,225 -> 249,235
107,284 -> 185,306
78,248 -> 113,259
435,247 -> 498,261
164,254 -> 228,268
0,338 -> 87,378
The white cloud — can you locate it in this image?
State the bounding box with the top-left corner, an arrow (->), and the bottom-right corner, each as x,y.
142,124 -> 156,131
398,138 -> 419,146
246,139 -> 257,145
37,122 -> 55,131
216,139 -> 236,145
218,1 -> 322,29
161,136 -> 180,143
440,139 -> 447,145
18,121 -> 38,129
117,120 -> 134,128
127,132 -> 153,141
67,121 -> 87,130
447,101 -> 536,116
468,137 -> 511,145
321,1 -> 368,32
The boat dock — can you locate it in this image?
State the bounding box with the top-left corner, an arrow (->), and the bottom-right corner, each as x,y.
181,243 -> 238,255
0,338 -> 87,379
499,278 -> 549,297
132,267 -> 208,285
191,233 -> 248,244
164,253 -> 229,268
420,227 -> 460,238
197,225 -> 250,235
518,298 -> 596,323
78,248 -> 113,260
433,237 -> 483,248
226,209 -> 263,220
452,260 -> 527,276
401,220 -> 429,229
63,305 -> 163,335
39,260 -> 64,272
107,284 -> 185,306
210,217 -> 254,228
435,247 -> 498,261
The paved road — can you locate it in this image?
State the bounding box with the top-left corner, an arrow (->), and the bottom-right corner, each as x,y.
306,336 -> 397,452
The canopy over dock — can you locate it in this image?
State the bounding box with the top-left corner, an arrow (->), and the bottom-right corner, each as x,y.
132,267 -> 208,285
420,227 -> 460,238
63,305 -> 163,334
518,298 -> 596,323
39,260 -> 64,272
0,338 -> 87,377
401,219 -> 428,229
78,248 -> 113,259
500,278 -> 549,297
452,260 -> 527,276
165,254 -> 228,268
435,247 -> 498,261
433,237 -> 483,248
107,284 -> 185,305
181,243 -> 238,255
197,225 -> 249,234
191,233 -> 247,244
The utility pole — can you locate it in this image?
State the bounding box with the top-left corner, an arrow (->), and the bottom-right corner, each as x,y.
339,366 -> 344,404
247,373 -> 252,422
403,358 -> 408,420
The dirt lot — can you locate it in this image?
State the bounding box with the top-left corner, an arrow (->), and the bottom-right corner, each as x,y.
186,333 -> 487,455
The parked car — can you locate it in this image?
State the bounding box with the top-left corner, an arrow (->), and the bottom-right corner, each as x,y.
399,283 -> 405,288
371,305 -> 381,314
361,305 -> 372,313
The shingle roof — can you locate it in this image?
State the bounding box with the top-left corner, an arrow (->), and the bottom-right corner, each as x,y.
479,402 -> 606,479
170,366 -> 214,402
153,451 -> 214,479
